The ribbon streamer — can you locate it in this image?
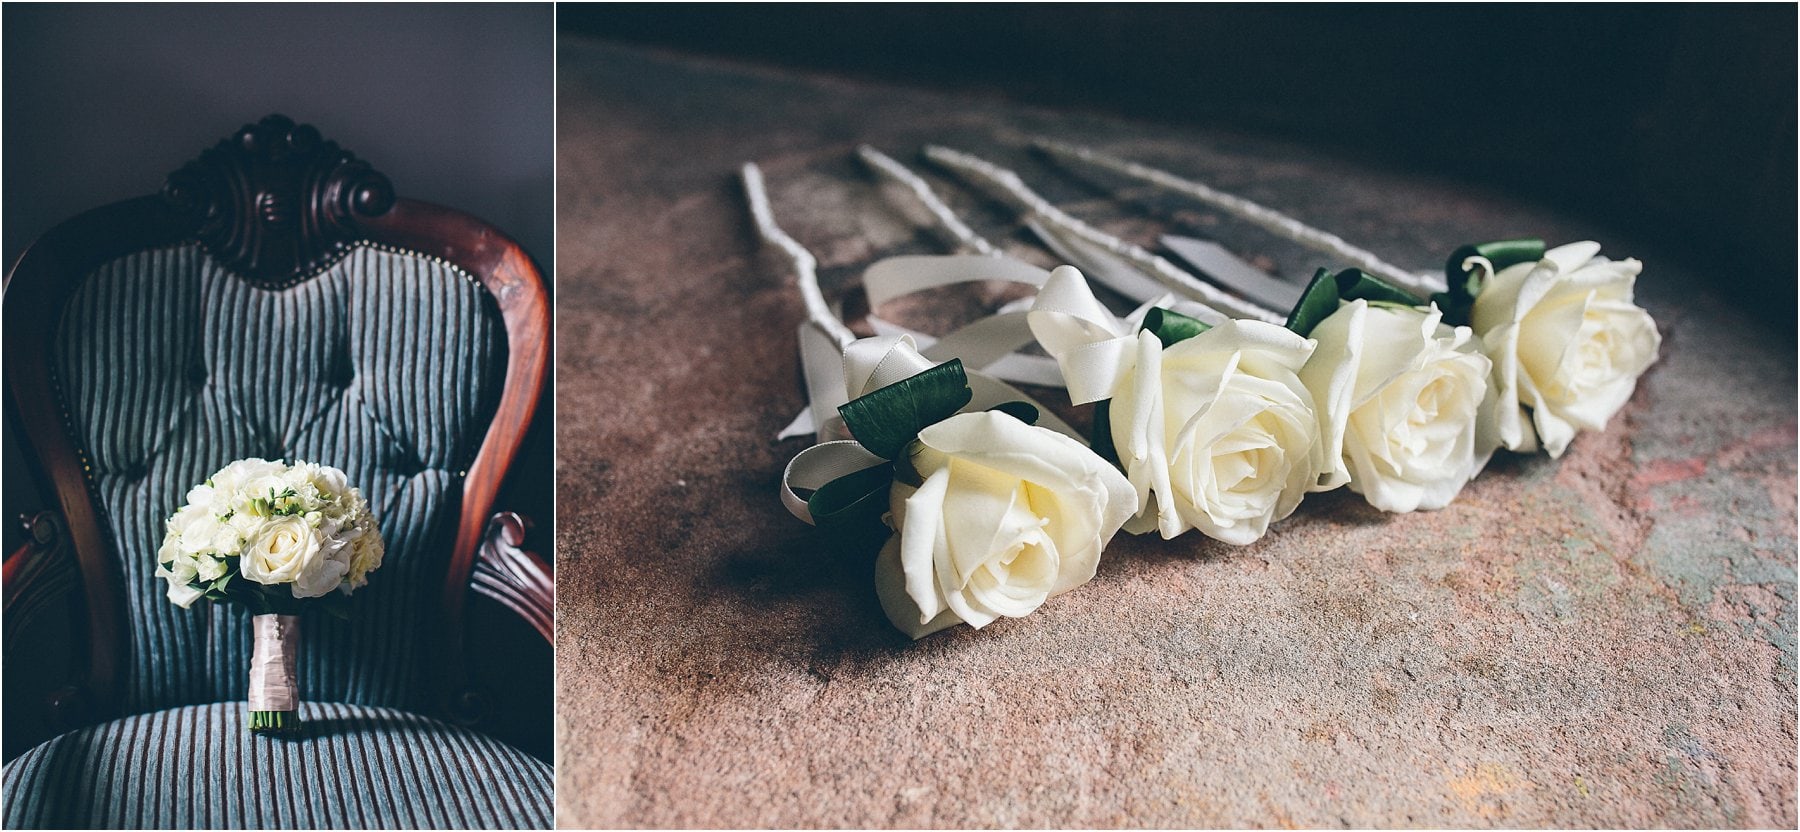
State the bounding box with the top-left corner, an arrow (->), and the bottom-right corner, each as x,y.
743,162 -> 857,347
781,440 -> 888,524
924,145 -> 1283,324
745,163 -> 1087,527
858,145 -> 1001,257
1032,138 -> 1445,295
780,255 -> 1066,438
1026,265 -> 1153,406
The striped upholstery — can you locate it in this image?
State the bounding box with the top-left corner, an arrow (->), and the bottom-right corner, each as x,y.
51,243 -> 505,714
2,702 -> 552,829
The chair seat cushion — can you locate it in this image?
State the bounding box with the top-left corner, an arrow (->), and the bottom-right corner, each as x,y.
2,702 -> 551,829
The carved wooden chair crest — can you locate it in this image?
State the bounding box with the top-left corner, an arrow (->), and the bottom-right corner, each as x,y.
1,115 -> 553,829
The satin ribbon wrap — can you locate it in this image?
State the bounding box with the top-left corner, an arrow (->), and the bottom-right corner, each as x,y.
248,613 -> 299,713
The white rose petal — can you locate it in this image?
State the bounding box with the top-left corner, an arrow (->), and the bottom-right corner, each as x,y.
164,580 -> 205,609
872,410 -> 1134,639
308,463 -> 349,499
156,555 -> 203,608
1109,319 -> 1326,544
176,513 -> 225,556
1301,300 -> 1497,513
184,483 -> 218,512
1470,241 -> 1661,457
240,515 -> 343,598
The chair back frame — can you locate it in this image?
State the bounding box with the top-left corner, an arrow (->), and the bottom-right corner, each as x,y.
2,115 -> 550,726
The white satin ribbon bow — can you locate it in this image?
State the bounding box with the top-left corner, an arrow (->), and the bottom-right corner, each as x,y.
779,253 -> 1224,440
780,333 -> 1080,525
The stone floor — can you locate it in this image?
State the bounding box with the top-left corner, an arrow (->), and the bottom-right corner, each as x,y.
553,38 -> 1796,828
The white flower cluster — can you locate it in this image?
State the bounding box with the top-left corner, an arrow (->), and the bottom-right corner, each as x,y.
156,458 -> 384,609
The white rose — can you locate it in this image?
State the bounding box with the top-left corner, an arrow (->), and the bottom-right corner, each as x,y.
211,458 -> 279,494
184,483 -> 220,513
1469,241 -> 1662,457
155,542 -> 205,608
157,567 -> 205,608
173,509 -> 225,556
1301,300 -> 1496,512
873,410 -> 1135,639
240,515 -> 345,598
1109,320 -> 1326,544
305,463 -> 350,500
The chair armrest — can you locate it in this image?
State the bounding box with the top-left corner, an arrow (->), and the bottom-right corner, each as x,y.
4,511 -> 80,653
470,511 -> 552,642
4,511 -> 90,759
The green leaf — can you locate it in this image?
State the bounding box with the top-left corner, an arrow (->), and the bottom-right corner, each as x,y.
243,588 -> 274,616
1333,268 -> 1421,306
891,445 -> 925,488
1289,267 -> 1428,335
1091,399 -> 1120,467
1437,238 -> 1543,326
1142,307 -> 1211,348
987,401 -> 1040,425
1285,268 -> 1341,336
838,359 -> 973,460
806,463 -> 894,536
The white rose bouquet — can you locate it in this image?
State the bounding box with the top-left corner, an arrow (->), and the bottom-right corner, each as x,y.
155,457 -> 384,733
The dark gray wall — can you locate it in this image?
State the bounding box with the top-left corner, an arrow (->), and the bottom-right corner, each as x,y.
570,3 -> 1795,331
3,2 -> 555,551
4,2 -> 553,269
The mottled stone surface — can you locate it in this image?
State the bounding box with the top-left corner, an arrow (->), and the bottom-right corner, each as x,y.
554,39 -> 1796,828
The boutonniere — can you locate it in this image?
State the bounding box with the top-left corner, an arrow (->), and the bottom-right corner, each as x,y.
746,163 -> 1134,640
741,138 -> 1666,641
783,336 -> 1134,639
1028,267 -> 1328,543
1436,240 -> 1662,458
1284,266 -> 1499,512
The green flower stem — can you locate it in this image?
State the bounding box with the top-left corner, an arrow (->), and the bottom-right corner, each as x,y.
249,709 -> 300,734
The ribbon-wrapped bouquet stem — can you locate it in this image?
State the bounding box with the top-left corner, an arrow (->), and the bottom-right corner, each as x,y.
156,458 -> 385,733
745,141 -> 1660,639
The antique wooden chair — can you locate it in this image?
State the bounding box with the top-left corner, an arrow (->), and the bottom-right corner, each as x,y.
0,115 -> 554,828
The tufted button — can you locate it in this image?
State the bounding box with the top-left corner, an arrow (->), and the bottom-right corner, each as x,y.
391,455 -> 424,477
122,462 -> 148,481
328,349 -> 355,389
187,360 -> 208,388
